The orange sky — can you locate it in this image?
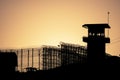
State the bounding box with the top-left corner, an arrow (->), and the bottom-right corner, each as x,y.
0,0 -> 120,56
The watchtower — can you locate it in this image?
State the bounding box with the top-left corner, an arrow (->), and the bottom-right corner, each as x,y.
82,24 -> 110,64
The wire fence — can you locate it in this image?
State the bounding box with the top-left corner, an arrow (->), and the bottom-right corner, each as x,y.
0,48 -> 42,72
0,43 -> 87,72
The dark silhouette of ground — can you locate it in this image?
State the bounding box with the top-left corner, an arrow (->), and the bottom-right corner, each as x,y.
16,62 -> 120,80
0,52 -> 120,80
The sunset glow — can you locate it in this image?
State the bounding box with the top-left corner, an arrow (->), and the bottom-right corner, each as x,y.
0,0 -> 120,56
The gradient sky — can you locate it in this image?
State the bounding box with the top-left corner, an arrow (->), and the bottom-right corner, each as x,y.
0,0 -> 120,56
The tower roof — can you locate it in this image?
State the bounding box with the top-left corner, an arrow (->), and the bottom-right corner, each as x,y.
82,24 -> 110,29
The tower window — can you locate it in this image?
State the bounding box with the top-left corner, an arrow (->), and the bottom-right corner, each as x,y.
89,33 -> 92,36
100,33 -> 104,36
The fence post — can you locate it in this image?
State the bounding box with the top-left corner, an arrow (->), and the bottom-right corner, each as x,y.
28,49 -> 29,67
21,49 -> 23,72
38,49 -> 40,70
32,48 -> 34,67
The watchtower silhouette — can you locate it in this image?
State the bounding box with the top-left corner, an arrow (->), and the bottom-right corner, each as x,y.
82,24 -> 110,64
